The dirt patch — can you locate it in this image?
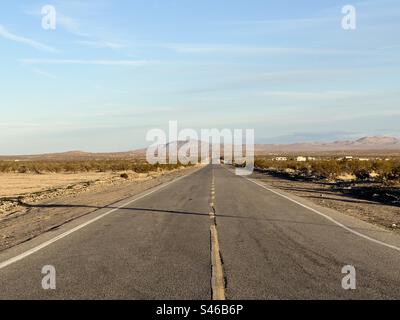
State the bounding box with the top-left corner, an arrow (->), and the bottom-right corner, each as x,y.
0,166 -> 198,252
252,170 -> 400,232
0,172 -> 119,198
0,169 -> 180,218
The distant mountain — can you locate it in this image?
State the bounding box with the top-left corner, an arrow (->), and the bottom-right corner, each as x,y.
254,136 -> 400,155
0,149 -> 146,161
1,136 -> 400,160
354,136 -> 400,145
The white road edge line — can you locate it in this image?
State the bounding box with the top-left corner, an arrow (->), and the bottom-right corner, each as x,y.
0,166 -> 205,270
224,165 -> 400,253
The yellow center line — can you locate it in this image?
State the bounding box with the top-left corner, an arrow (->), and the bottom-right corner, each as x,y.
209,167 -> 225,300
210,225 -> 225,300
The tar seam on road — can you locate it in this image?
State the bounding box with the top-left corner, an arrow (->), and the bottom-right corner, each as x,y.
222,165 -> 400,253
0,166 -> 206,270
209,168 -> 226,300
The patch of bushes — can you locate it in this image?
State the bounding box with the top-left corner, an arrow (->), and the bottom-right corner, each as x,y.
255,158 -> 400,182
0,160 -> 191,174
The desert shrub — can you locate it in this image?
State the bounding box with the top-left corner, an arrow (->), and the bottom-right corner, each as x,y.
298,164 -> 310,175
17,166 -> 28,173
348,160 -> 373,180
372,160 -> 393,181
353,167 -> 370,180
311,161 -> 341,179
390,162 -> 400,180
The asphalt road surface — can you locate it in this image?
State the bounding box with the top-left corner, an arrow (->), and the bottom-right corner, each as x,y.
0,164 -> 400,299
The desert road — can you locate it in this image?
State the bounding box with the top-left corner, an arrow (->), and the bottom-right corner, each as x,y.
0,164 -> 400,299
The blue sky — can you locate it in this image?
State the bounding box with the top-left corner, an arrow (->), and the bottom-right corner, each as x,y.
0,0 -> 399,154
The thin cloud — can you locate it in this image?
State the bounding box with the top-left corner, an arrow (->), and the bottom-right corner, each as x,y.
57,13 -> 86,36
166,44 -> 363,56
225,16 -> 336,31
31,67 -> 57,80
68,107 -> 178,119
0,25 -> 57,52
24,7 -> 88,37
258,90 -> 400,102
25,8 -> 121,49
76,40 -> 125,50
21,59 -> 152,66
57,14 -> 126,50
259,90 -> 368,100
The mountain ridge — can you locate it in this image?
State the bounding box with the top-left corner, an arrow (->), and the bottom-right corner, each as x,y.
1,136 -> 399,160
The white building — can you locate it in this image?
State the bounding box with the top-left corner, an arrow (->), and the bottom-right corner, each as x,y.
337,156 -> 354,161
296,156 -> 307,162
273,157 -> 288,161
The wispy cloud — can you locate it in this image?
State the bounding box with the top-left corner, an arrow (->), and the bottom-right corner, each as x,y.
68,106 -> 178,119
259,90 -> 368,100
24,6 -> 88,37
166,44 -> 362,56
0,25 -> 57,52
24,7 -> 124,50
55,12 -> 128,50
31,67 -> 57,79
226,16 -> 336,32
56,12 -> 89,37
76,40 -> 125,50
21,59 -> 152,66
259,89 -> 400,101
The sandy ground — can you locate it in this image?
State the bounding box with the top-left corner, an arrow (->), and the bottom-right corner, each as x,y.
0,170 -> 172,216
253,171 -> 400,233
0,172 -> 122,197
0,166 -> 198,252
